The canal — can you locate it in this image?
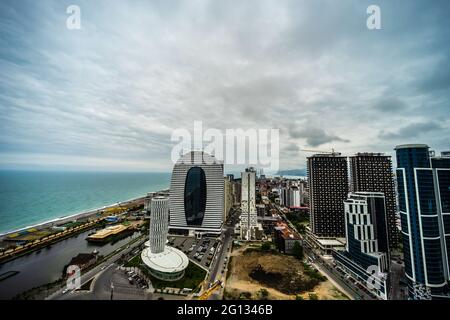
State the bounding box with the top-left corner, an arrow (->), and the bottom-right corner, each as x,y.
0,229 -> 141,299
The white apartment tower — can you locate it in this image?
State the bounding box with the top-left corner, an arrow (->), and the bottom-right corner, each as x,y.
240,167 -> 258,240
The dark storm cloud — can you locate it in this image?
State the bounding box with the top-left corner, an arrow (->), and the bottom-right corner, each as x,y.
379,121 -> 443,140
0,0 -> 449,171
288,126 -> 349,147
374,98 -> 407,113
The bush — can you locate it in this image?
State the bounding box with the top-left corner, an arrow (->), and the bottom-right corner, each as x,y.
258,288 -> 269,299
308,293 -> 318,300
292,242 -> 303,260
260,242 -> 272,251
239,291 -> 252,300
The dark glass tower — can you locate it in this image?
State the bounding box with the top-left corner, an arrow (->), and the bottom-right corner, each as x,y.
350,153 -> 399,249
395,144 -> 450,299
184,167 -> 207,226
308,153 -> 348,238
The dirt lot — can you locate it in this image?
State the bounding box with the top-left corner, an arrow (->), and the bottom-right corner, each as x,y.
224,244 -> 348,300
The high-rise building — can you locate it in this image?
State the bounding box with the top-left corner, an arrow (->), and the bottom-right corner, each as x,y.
279,187 -> 289,207
141,197 -> 189,281
350,153 -> 399,249
224,177 -> 235,221
395,144 -> 450,299
333,192 -> 390,300
308,153 -> 348,238
289,185 -> 301,207
240,167 -> 258,240
169,151 -> 224,236
226,174 -> 235,181
148,196 -> 169,254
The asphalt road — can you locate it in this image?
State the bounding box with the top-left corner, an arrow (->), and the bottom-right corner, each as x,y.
48,235 -> 146,300
205,207 -> 239,297
303,246 -> 375,300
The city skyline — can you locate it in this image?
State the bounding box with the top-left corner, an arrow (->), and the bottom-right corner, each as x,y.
1,0 -> 449,172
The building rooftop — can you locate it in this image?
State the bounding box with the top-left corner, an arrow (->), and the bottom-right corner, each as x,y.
275,221 -> 301,240
176,150 -> 222,165
316,238 -> 346,246
394,144 -> 429,150
69,253 -> 97,266
141,245 -> 189,273
353,152 -> 387,157
87,224 -> 129,240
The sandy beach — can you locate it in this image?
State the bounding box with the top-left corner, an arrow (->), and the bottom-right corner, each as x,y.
0,195 -> 146,239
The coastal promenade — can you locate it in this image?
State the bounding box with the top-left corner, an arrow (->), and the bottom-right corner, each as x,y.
0,196 -> 145,263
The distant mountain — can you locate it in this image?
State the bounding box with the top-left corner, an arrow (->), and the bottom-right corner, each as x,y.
275,168 -> 307,176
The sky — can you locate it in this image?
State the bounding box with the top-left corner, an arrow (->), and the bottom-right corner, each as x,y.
0,0 -> 449,173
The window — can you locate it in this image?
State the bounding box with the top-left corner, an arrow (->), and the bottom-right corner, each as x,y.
184,167 -> 207,226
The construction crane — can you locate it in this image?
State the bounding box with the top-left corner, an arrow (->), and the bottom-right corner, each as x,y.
198,280 -> 223,300
300,148 -> 339,155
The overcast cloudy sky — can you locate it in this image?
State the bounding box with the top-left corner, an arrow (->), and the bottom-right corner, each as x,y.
0,0 -> 449,172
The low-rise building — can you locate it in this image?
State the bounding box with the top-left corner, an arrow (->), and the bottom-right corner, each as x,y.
305,227 -> 346,255
274,221 -> 302,254
68,253 -> 98,270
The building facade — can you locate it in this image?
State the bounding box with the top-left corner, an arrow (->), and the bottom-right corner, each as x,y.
395,144 -> 450,299
149,196 -> 169,254
279,184 -> 303,208
333,192 -> 390,300
224,177 -> 235,221
350,153 -> 399,249
274,221 -> 302,254
169,151 -> 224,235
241,167 -> 258,240
308,153 -> 348,238
141,196 -> 189,281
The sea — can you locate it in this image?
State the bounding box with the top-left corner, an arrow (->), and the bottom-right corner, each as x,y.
0,171 -> 171,234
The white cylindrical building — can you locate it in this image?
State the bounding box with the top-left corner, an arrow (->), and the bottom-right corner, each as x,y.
141,196 -> 189,281
149,196 -> 169,254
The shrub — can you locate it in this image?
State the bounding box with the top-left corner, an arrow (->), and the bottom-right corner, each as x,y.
308,293 -> 318,300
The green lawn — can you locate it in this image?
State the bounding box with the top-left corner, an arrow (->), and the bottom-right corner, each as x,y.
125,254 -> 206,290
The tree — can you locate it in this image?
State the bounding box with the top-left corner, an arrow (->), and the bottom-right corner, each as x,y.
296,224 -> 306,234
258,288 -> 269,299
292,241 -> 304,260
260,242 -> 272,251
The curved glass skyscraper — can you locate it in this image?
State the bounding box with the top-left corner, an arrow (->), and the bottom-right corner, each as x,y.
169,151 -> 224,235
395,144 -> 450,300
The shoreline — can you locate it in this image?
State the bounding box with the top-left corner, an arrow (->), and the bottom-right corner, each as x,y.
0,194 -> 148,239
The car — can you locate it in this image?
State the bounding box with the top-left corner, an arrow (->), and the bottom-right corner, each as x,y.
100,265 -> 106,270
62,288 -> 69,294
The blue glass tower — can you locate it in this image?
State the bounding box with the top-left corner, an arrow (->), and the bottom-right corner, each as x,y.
395,144 -> 450,299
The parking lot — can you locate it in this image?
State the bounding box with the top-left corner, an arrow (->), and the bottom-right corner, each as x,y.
124,269 -> 149,290
167,236 -> 220,270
